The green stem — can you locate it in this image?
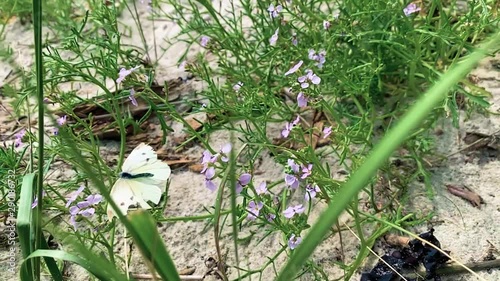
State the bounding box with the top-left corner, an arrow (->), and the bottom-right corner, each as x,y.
33,0 -> 44,279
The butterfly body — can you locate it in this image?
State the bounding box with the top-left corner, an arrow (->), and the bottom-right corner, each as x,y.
107,143 -> 171,220
119,172 -> 154,179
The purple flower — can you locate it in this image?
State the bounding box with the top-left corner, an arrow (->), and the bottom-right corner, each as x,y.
266,213 -> 276,222
57,115 -> 67,126
284,60 -> 303,76
201,150 -> 218,173
14,129 -> 26,148
308,49 -> 326,68
236,173 -> 251,194
79,208 -> 95,217
66,185 -> 85,208
201,150 -> 217,165
287,159 -> 300,173
403,3 -> 421,16
69,206 -> 80,216
69,213 -> 78,229
76,200 -> 91,209
288,234 -> 302,250
323,20 -> 331,30
270,28 -> 279,46
69,205 -> 95,230
281,122 -> 293,138
268,4 -> 282,18
305,184 -> 320,201
308,49 -> 316,60
323,126 -> 332,138
233,81 -> 243,92
116,66 -> 140,84
129,89 -> 138,107
255,181 -> 268,195
84,194 -> 103,205
31,197 -> 39,209
301,164 -> 313,179
200,36 -> 210,47
291,32 -> 298,46
298,69 -> 321,88
219,143 -> 232,162
205,180 -> 217,192
281,116 -> 300,138
31,190 -> 46,209
204,167 -> 217,191
14,129 -> 26,139
247,201 -> 263,220
54,115 -> 67,135
179,60 -> 187,70
285,174 -> 300,189
283,204 -> 305,219
283,159 -> 308,186
68,192 -> 101,230
297,92 -> 308,108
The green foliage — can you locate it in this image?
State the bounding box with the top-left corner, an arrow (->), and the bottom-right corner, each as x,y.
0,0 -> 497,280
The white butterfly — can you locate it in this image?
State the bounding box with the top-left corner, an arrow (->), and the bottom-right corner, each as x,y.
107,143 -> 171,220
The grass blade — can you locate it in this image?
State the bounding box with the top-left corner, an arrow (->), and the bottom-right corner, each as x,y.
39,235 -> 64,280
17,173 -> 35,280
128,211 -> 181,281
32,0 -> 45,278
21,249 -> 127,281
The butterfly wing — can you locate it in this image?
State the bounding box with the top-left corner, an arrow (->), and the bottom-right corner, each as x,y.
106,178 -> 163,220
122,143 -> 171,187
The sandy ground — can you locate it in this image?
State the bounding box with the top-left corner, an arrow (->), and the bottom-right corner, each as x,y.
1,2 -> 499,281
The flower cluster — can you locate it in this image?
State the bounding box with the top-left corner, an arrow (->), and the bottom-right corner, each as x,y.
305,184 -> 320,201
116,66 -> 140,84
65,185 -> 102,230
53,115 -> 67,135
308,49 -> 326,69
282,115 -> 300,138
283,204 -> 305,218
201,144 -> 232,191
115,66 -> 142,107
284,159 -> 315,190
282,158 -> 322,250
288,234 -> 302,250
298,69 -> 321,89
283,52 -> 322,111
267,4 -> 282,18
